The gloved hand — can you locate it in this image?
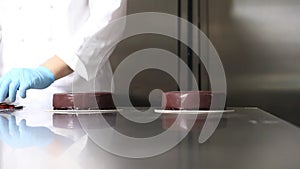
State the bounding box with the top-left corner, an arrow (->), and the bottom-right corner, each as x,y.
0,66 -> 55,102
0,115 -> 55,148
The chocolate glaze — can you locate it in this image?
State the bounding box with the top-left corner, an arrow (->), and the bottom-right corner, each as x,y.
53,92 -> 116,110
162,91 -> 225,110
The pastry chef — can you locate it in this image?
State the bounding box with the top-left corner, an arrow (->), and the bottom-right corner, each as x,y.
0,0 -> 127,110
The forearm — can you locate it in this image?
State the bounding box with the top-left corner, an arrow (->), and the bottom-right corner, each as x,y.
45,134 -> 74,156
41,55 -> 74,80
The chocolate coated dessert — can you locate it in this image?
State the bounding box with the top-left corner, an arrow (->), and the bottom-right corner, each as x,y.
162,91 -> 225,110
52,92 -> 117,129
53,92 -> 116,110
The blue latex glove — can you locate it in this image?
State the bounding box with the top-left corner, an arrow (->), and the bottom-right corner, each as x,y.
0,115 -> 55,148
0,66 -> 55,102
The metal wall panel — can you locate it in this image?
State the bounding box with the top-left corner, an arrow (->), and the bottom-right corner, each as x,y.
206,0 -> 300,126
109,0 -> 179,106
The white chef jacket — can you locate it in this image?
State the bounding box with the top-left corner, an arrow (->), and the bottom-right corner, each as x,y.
0,0 -> 127,110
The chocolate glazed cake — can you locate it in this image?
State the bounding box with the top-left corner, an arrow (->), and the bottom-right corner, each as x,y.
53,92 -> 116,110
161,91 -> 226,131
162,91 -> 225,110
52,92 -> 116,129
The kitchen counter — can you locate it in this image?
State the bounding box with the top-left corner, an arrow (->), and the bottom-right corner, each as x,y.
0,107 -> 299,169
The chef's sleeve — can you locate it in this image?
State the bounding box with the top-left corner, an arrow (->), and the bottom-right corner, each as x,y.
0,24 -> 3,77
0,24 -> 2,42
55,0 -> 127,81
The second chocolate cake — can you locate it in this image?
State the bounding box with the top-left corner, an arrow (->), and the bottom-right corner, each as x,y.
162,91 -> 225,110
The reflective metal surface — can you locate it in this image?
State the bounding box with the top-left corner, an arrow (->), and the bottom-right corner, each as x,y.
206,0 -> 300,126
1,107 -> 300,169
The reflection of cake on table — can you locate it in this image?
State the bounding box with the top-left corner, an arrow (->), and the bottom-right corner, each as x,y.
161,113 -> 228,131
52,113 -> 116,129
52,92 -> 116,129
162,91 -> 225,110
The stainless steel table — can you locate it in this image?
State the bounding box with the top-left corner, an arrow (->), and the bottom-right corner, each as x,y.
0,107 -> 299,169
